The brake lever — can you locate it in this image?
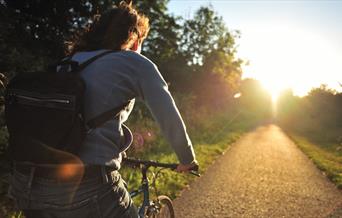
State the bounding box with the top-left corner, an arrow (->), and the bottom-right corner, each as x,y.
189,164 -> 200,177
190,170 -> 201,177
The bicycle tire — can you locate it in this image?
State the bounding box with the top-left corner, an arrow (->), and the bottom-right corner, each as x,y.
146,195 -> 175,218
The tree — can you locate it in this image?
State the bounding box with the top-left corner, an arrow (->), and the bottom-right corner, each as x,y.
136,0 -> 180,61
1,0 -> 120,75
180,6 -> 238,66
306,85 -> 340,129
178,6 -> 243,108
238,79 -> 272,120
277,84 -> 342,142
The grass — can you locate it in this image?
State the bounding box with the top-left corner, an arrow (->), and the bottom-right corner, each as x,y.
288,133 -> 342,188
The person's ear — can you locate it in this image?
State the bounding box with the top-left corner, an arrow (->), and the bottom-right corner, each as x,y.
131,40 -> 139,51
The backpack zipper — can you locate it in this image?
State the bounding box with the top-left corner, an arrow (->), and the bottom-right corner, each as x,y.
6,89 -> 75,110
14,94 -> 71,104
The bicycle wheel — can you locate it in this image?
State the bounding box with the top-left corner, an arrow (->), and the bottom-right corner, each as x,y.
146,195 -> 175,218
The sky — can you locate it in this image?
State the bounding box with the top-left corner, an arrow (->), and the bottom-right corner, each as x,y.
168,0 -> 342,97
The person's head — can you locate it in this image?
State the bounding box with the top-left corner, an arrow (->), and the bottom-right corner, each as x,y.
71,0 -> 149,53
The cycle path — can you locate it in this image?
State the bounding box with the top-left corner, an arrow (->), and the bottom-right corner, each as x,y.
173,125 -> 342,217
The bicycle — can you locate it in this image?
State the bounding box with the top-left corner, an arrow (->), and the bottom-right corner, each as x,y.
123,157 -> 200,218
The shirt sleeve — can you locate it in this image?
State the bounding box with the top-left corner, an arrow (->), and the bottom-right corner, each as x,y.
136,62 -> 196,164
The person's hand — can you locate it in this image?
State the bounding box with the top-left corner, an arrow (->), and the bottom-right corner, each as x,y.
176,161 -> 199,173
121,151 -> 127,158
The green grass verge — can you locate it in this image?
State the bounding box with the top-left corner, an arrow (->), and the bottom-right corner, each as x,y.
289,134 -> 342,188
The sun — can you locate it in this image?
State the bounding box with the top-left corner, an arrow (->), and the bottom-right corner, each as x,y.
239,20 -> 342,97
258,76 -> 288,103
271,92 -> 280,103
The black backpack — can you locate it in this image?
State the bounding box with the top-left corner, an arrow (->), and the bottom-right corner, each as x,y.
4,50 -> 128,164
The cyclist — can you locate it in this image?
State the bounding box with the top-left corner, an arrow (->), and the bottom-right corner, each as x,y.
9,1 -> 198,217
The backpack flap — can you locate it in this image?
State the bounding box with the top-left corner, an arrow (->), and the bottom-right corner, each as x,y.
5,71 -> 86,163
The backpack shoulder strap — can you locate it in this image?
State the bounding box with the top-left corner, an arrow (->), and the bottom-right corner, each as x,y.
58,50 -> 119,73
86,101 -> 132,129
77,50 -> 119,72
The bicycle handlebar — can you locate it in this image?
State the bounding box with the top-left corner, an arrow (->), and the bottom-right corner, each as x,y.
123,157 -> 178,169
123,157 -> 200,177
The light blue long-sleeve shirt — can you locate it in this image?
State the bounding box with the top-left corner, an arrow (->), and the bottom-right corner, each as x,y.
71,50 -> 196,169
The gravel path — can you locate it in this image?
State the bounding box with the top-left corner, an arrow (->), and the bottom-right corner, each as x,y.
173,125 -> 342,218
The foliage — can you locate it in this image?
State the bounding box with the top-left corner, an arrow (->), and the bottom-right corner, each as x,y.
180,6 -> 238,66
0,5 -> 51,75
0,0 -> 176,74
136,0 -> 180,62
177,6 -> 243,107
277,85 -> 342,143
238,78 -> 272,121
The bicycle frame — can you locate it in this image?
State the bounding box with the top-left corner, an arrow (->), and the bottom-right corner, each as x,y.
129,165 -> 150,217
124,157 -> 200,218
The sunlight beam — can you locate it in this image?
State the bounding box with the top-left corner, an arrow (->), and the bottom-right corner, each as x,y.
239,20 -> 342,97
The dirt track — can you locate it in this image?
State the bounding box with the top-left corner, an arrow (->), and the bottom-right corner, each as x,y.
173,125 -> 342,218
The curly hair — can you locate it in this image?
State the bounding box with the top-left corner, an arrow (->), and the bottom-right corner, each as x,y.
70,1 -> 149,53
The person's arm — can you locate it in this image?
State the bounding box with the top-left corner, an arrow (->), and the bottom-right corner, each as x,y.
136,62 -> 197,167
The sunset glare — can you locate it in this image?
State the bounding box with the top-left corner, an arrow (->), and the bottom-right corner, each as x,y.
169,1 -> 342,97
240,21 -> 342,98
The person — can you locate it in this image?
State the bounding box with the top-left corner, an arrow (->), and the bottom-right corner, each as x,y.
9,1 -> 198,217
